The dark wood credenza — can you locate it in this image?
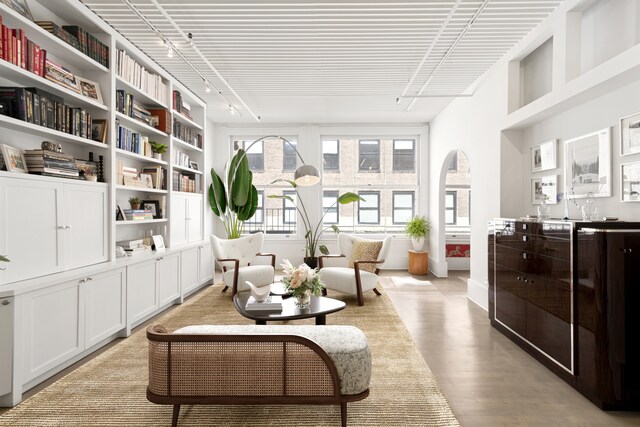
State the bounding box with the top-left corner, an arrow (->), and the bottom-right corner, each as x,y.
489,219 -> 640,409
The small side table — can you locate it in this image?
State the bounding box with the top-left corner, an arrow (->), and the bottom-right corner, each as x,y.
408,250 -> 429,275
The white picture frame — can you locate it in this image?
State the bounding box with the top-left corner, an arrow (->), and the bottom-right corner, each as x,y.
0,144 -> 28,173
620,111 -> 640,156
140,173 -> 154,189
621,161 -> 640,202
531,175 -> 558,205
152,235 -> 165,252
77,77 -> 103,104
530,139 -> 557,172
564,128 -> 611,198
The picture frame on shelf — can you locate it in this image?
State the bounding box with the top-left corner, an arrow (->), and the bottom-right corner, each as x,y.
620,111 -> 640,156
77,77 -> 103,104
142,200 -> 161,218
2,0 -> 34,21
75,159 -> 98,181
0,143 -> 28,173
152,235 -> 165,252
531,175 -> 557,205
44,60 -> 80,93
564,128 -> 611,198
621,161 -> 640,202
189,161 -> 199,171
116,205 -> 127,221
91,119 -> 107,143
530,139 -> 557,172
140,173 -> 154,189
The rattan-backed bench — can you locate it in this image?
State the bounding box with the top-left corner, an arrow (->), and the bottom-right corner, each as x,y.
146,324 -> 371,426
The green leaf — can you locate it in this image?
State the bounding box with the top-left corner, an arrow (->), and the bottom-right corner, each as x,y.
270,178 -> 297,188
0,255 -> 9,262
267,194 -> 295,204
237,186 -> 259,221
330,224 -> 340,233
305,230 -> 311,239
319,245 -> 329,255
208,168 -> 227,216
337,192 -> 364,204
230,153 -> 251,207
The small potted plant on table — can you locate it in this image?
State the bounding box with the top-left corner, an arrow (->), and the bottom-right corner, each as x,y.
405,215 -> 431,252
129,197 -> 141,210
149,141 -> 167,160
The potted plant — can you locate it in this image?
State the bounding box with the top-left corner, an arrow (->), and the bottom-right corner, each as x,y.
129,197 -> 141,210
208,149 -> 259,238
268,180 -> 362,268
149,141 -> 167,160
405,215 -> 431,252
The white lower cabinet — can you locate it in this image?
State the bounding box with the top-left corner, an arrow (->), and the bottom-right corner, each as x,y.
0,297 -> 13,397
157,253 -> 180,306
85,269 -> 126,348
22,280 -> 84,383
200,243 -> 213,284
170,194 -> 203,247
181,247 -> 200,295
127,260 -> 158,324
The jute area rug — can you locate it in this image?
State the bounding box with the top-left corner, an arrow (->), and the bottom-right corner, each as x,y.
0,282 -> 460,426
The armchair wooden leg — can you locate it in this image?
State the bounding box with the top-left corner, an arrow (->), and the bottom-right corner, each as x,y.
373,288 -> 382,296
341,402 -> 347,427
221,285 -> 229,293
172,404 -> 180,427
354,268 -> 364,306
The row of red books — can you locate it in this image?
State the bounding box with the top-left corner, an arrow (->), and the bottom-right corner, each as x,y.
0,15 -> 47,76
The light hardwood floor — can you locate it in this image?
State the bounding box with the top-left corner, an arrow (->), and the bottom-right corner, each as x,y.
382,270 -> 640,426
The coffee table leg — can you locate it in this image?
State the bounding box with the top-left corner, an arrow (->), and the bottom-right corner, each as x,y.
256,320 -> 267,325
316,315 -> 326,325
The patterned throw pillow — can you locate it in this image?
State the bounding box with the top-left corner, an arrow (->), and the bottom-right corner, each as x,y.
348,239 -> 383,273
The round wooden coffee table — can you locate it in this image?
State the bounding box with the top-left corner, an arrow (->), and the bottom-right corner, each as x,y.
233,292 -> 346,325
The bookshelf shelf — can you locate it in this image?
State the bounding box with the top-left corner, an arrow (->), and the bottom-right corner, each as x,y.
171,136 -> 203,153
115,185 -> 167,194
115,75 -> 168,109
115,111 -> 168,138
172,191 -> 203,197
0,60 -> 108,110
172,109 -> 203,130
0,3 -> 109,73
115,148 -> 168,165
116,218 -> 168,226
173,164 -> 203,175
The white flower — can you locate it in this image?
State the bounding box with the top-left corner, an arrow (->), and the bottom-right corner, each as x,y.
299,263 -> 316,281
280,259 -> 294,277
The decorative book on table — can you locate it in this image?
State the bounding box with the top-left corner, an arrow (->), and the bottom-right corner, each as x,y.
245,295 -> 283,311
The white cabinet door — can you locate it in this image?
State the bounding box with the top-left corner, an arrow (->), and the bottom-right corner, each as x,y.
127,260 -> 157,323
181,247 -> 199,295
187,195 -> 203,243
0,297 -> 12,396
22,280 -> 83,383
0,178 -> 63,283
199,244 -> 213,285
170,194 -> 188,247
85,268 -> 126,348
157,253 -> 180,306
63,184 -> 108,270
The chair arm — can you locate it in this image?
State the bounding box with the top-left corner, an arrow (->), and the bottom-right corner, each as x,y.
257,252 -> 276,269
318,254 -> 345,269
215,257 -> 240,273
354,259 -> 385,275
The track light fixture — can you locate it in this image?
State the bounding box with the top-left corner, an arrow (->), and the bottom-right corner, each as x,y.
204,82 -> 211,93
229,105 -> 235,115
187,32 -> 194,47
167,46 -> 173,58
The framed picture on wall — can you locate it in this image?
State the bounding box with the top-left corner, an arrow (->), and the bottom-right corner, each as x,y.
621,161 -> 640,202
564,128 -> 611,198
620,111 -> 640,156
530,139 -> 557,172
531,175 -> 558,205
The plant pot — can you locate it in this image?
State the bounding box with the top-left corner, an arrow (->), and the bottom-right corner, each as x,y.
411,237 -> 425,252
131,203 -> 141,210
153,153 -> 162,160
304,257 -> 318,269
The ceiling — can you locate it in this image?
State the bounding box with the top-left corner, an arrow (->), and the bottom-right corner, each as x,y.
80,0 -> 563,124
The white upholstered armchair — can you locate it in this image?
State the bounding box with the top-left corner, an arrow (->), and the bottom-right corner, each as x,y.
318,233 -> 392,306
210,232 -> 275,296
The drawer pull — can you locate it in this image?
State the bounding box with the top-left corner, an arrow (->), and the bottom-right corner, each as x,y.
522,236 -> 528,242
522,224 -> 527,230
1,300 -> 9,306
522,253 -> 528,260
157,257 -> 164,261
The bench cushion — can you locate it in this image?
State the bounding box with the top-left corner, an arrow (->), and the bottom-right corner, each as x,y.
175,325 -> 371,395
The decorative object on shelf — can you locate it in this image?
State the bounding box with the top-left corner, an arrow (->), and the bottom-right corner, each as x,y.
149,141 -> 167,160
129,196 -> 141,210
621,161 -> 640,202
140,173 -> 154,189
620,111 -> 640,156
142,200 -> 161,218
404,215 -> 431,252
245,281 -> 271,302
77,77 -> 103,103
75,159 -> 98,181
44,59 -> 81,93
116,205 -> 127,221
41,141 -> 56,151
531,175 -> 557,205
189,161 -> 198,171
97,155 -> 105,182
91,119 -> 107,143
0,143 -> 28,173
2,0 -> 34,21
580,192 -> 598,220
537,196 -> 550,220
280,259 -> 324,309
564,127 -> 611,199
530,139 -> 557,172
152,234 -> 165,252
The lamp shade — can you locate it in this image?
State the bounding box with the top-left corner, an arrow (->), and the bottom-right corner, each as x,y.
294,164 -> 320,186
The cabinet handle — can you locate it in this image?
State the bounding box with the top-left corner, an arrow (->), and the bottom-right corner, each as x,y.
522,253 -> 528,260
522,224 -> 527,230
79,278 -> 87,283
87,276 -> 94,281
157,257 -> 164,261
57,225 -> 71,230
623,248 -> 633,254
1,300 -> 9,305
522,236 -> 528,242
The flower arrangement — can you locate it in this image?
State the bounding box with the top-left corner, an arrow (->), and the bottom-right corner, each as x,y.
280,259 -> 325,301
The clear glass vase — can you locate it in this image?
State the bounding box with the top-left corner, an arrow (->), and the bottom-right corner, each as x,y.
537,200 -> 550,220
294,291 -> 311,309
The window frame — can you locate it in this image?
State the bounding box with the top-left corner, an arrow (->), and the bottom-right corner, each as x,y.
283,190 -> 297,225
357,191 -> 380,224
445,191 -> 457,225
322,139 -> 340,171
241,139 -> 264,171
392,139 -> 415,172
448,152 -> 458,171
322,190 -> 339,225
392,190 -> 415,224
358,139 -> 380,172
282,140 -> 297,172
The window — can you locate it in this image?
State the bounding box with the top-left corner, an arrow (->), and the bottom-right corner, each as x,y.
445,191 -> 457,225
323,190 -> 339,224
392,191 -> 414,224
358,191 -> 380,224
359,140 -> 380,171
283,140 -> 297,171
448,152 -> 458,171
393,139 -> 415,172
237,139 -> 264,171
283,190 -> 297,224
244,191 -> 264,233
323,139 -> 339,171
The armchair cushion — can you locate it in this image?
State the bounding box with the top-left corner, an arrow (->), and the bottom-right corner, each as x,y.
348,240 -> 383,273
319,267 -> 380,293
222,265 -> 274,292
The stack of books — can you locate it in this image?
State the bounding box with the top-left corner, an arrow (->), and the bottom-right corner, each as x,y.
116,239 -> 150,256
23,149 -> 79,178
173,118 -> 201,146
245,295 -> 283,312
1,16 -> 48,77
123,209 -> 153,221
61,25 -> 109,68
172,90 -> 193,119
35,21 -> 79,50
116,49 -> 167,104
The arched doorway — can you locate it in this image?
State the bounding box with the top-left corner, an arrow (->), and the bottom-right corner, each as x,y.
440,150 -> 471,272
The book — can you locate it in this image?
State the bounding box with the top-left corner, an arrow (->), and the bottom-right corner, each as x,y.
245,295 -> 283,311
